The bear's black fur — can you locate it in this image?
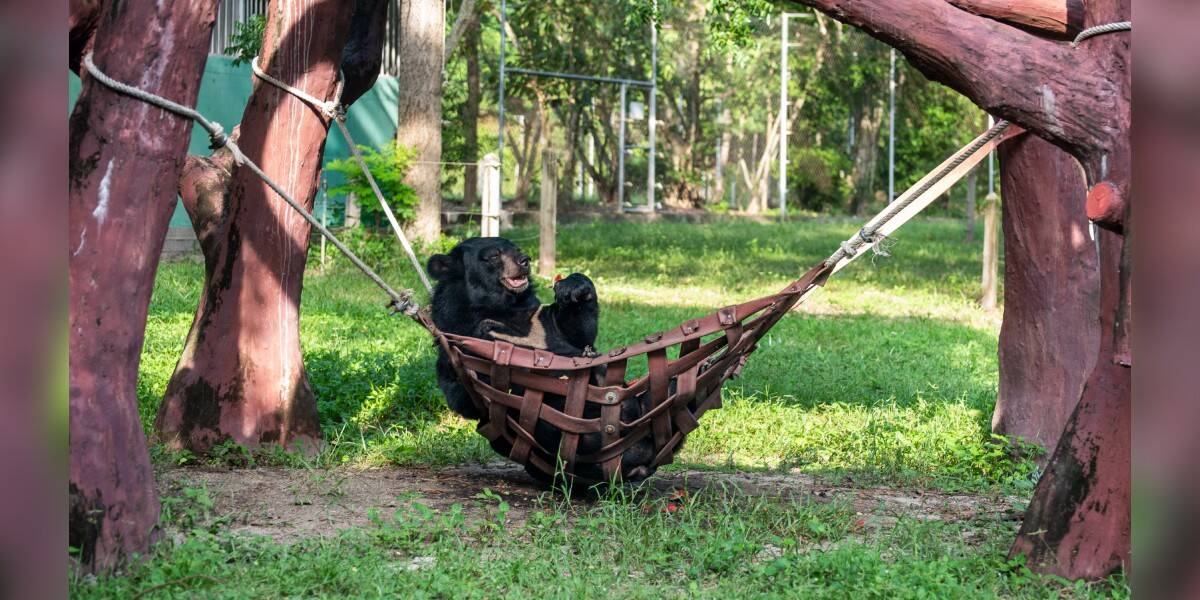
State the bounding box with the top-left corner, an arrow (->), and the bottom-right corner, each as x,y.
427,237 -> 657,483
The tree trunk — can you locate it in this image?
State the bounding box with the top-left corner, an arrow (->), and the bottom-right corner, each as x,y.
786,0 -> 1130,579
713,105 -> 732,205
156,0 -> 358,454
510,103 -> 545,209
992,134 -> 1099,456
69,0 -> 218,571
1010,227 -> 1129,578
848,100 -> 884,216
397,0 -> 445,243
461,14 -> 482,208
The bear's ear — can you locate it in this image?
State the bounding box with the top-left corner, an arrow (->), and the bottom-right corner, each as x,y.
427,253 -> 462,282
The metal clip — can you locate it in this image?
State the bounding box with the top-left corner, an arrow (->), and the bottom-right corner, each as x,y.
492,341 -> 514,366
718,308 -> 736,326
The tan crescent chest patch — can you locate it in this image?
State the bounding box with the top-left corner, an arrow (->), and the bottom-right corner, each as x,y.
487,306 -> 549,350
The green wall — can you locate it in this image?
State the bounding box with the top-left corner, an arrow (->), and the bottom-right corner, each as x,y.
69,55 -> 399,227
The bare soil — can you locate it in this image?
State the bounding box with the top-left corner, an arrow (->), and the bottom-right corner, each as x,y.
157,463 -> 1024,544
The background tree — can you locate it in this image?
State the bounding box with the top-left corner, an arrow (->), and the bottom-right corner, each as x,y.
68,0 -> 219,571
157,0 -> 387,454
397,0 -> 445,243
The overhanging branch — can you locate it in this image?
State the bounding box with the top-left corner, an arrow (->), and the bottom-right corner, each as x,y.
786,0 -> 1123,165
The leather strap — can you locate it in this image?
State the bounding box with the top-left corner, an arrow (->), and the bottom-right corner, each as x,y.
419,261 -> 835,482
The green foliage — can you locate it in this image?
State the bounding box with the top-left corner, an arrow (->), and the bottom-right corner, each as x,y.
707,0 -> 774,51
787,146 -> 850,212
158,485 -> 227,533
225,14 -> 265,67
326,142 -> 420,224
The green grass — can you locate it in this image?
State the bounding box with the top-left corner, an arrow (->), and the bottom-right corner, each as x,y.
77,217 -> 1131,597
138,217 -> 1022,489
73,485 -> 1125,599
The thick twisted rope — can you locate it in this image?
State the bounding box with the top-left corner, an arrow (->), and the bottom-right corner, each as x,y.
251,58 -> 434,294
82,53 -> 242,158
1073,21 -> 1131,47
250,57 -> 345,120
824,119 -> 1011,267
82,52 -> 419,317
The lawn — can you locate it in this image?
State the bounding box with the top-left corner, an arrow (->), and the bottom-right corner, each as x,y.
74,217 -> 1127,598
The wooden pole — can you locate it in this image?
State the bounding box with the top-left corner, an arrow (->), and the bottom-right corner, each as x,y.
539,150 -> 557,278
481,153 -> 500,237
965,167 -> 977,242
981,191 -> 999,309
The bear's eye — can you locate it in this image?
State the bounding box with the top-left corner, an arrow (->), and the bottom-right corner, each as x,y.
482,250 -> 501,263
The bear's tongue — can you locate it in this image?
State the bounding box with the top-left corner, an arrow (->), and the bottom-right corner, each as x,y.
504,275 -> 528,290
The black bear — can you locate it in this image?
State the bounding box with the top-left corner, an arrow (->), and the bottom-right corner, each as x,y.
427,237 -> 656,483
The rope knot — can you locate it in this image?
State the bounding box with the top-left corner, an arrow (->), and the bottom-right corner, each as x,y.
388,296 -> 419,317
207,124 -> 228,150
839,241 -> 857,258
321,102 -> 345,122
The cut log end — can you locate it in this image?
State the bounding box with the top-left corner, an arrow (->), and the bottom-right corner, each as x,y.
1085,181 -> 1125,231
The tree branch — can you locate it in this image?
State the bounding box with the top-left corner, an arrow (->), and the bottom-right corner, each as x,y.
946,0 -> 1084,37
444,0 -> 479,63
786,0 -> 1123,172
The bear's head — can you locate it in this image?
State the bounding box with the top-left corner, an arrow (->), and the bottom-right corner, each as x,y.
427,237 -> 535,311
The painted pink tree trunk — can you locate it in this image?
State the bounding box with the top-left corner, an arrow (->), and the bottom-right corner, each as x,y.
1010,228 -> 1130,577
993,134 -> 1099,456
786,0 -> 1130,579
156,0 -> 384,453
68,0 -> 218,571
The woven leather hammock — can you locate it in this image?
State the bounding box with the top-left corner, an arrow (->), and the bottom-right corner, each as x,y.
414,262 -> 834,483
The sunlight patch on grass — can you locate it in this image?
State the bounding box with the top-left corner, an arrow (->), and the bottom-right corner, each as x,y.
676,392 -> 1036,491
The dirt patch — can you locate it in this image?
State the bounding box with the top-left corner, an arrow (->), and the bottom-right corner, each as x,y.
157,463 -> 1023,544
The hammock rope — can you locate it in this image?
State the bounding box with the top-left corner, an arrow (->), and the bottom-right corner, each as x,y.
81,52 -> 420,316
81,50 -> 1015,482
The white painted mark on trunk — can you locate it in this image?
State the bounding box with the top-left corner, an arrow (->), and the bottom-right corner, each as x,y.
73,228 -> 87,256
93,159 -> 114,226
1039,85 -> 1063,136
